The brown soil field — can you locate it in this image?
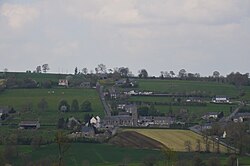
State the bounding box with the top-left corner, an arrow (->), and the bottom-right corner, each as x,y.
109,131 -> 164,149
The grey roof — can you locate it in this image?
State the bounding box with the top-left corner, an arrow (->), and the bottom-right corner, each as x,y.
204,112 -> 221,116
0,107 -> 10,114
154,116 -> 173,121
19,121 -> 39,126
104,115 -> 131,121
82,126 -> 95,133
234,113 -> 250,118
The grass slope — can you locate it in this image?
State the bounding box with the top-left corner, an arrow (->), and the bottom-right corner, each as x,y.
0,88 -> 104,124
136,79 -> 244,98
10,143 -> 163,166
130,129 -> 227,152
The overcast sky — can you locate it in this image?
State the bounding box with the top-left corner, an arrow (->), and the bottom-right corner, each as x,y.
1,0 -> 250,76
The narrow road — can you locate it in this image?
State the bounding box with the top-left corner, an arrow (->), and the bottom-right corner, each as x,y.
219,107 -> 240,122
97,85 -> 111,117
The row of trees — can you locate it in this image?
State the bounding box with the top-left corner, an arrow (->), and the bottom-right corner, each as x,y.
58,99 -> 92,112
73,65 -> 250,87
35,64 -> 50,73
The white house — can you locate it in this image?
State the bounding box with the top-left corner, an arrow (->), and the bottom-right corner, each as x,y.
58,79 -> 68,86
222,131 -> 227,138
212,96 -> 230,103
90,116 -> 101,128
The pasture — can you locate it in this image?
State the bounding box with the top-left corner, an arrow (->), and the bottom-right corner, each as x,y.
2,72 -> 66,83
6,143 -> 249,166
4,143 -> 163,166
135,79 -> 245,98
0,88 -> 104,124
130,129 -> 227,152
155,103 -> 234,117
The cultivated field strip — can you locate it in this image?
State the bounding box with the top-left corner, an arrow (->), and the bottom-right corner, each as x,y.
130,129 -> 227,152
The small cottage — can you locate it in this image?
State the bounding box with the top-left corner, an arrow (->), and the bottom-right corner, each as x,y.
19,121 -> 40,129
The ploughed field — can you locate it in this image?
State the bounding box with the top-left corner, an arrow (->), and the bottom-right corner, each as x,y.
109,131 -> 163,149
128,129 -> 227,152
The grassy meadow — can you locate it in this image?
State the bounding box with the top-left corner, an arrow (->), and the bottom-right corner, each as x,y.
1,142 -> 249,166
2,72 -> 66,83
0,88 -> 104,124
0,143 -> 163,166
130,129 -> 227,152
155,103 -> 234,117
135,79 -> 247,98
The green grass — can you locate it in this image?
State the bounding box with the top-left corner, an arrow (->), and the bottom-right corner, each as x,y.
9,143 -> 163,166
2,72 -> 67,83
129,96 -> 174,103
155,103 -> 234,116
136,79 -> 243,98
0,88 -> 104,124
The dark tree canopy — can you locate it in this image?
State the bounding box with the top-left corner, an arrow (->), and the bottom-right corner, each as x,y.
58,99 -> 70,112
178,69 -> 187,78
42,64 -> 49,73
81,100 -> 92,112
37,98 -> 48,111
138,69 -> 148,78
71,99 -> 79,112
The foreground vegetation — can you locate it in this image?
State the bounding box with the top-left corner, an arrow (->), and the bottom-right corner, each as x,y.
1,142 -> 249,166
0,143 -> 163,166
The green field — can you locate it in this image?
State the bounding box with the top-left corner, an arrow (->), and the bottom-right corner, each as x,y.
135,79 -> 246,98
0,88 -> 104,124
2,143 -> 163,166
2,72 -> 66,83
130,129 -> 227,152
155,103 -> 234,117
4,143 -> 249,166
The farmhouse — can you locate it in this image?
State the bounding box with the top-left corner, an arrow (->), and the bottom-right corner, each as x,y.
212,96 -> 230,103
124,104 -> 137,113
67,117 -> 81,129
103,106 -> 138,127
138,116 -> 175,127
108,87 -> 119,99
19,121 -> 40,129
233,113 -> 250,123
90,116 -> 101,128
186,97 -> 202,103
103,115 -> 133,127
0,107 -> 9,120
202,112 -> 224,120
153,116 -> 174,126
115,78 -> 137,87
58,79 -> 68,87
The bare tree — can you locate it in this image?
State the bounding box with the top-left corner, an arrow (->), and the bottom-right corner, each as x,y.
82,68 -> 88,75
195,139 -> 201,152
36,66 -> 41,73
55,131 -> 70,166
42,64 -> 49,73
178,69 -> 187,78
213,71 -> 220,78
3,68 -> 8,73
97,64 -> 107,74
169,71 -> 175,77
37,98 -> 48,111
138,69 -> 148,78
184,140 -> 192,152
